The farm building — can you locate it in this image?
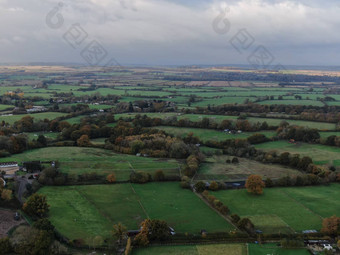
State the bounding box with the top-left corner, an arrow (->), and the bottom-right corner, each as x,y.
225,181 -> 246,189
0,162 -> 19,175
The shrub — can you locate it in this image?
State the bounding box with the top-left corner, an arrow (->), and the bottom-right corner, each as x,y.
238,218 -> 255,233
219,205 -> 229,215
265,178 -> 273,188
180,181 -> 190,189
231,157 -> 239,164
0,237 -> 12,255
213,199 -> 223,208
231,214 -> 240,224
209,181 -> 219,191
194,181 -> 206,193
130,171 -> 151,184
180,176 -> 191,189
154,170 -> 165,182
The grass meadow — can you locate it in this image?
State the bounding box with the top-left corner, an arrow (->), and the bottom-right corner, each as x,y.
39,183 -> 235,241
255,141 -> 340,165
248,244 -> 310,255
196,155 -> 302,181
213,184 -> 340,234
132,244 -> 247,255
1,112 -> 67,125
0,147 -> 181,180
156,126 -> 277,142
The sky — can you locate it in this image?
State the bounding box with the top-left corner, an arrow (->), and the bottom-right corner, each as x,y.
1,0 -> 340,66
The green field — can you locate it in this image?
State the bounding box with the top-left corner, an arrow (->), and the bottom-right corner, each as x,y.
1,112 -> 67,125
114,113 -> 336,130
259,99 -> 324,107
319,131 -> 340,138
199,146 -> 223,155
255,140 -> 340,165
25,132 -> 59,140
247,117 -> 336,130
0,147 -> 180,180
90,138 -> 106,145
248,244 -> 310,255
213,184 -> 340,233
133,244 -> 246,255
39,183 -> 235,241
156,126 -> 277,142
0,104 -> 13,111
196,155 -> 302,181
39,184 -> 143,241
191,97 -> 254,107
64,115 -> 87,124
115,113 -> 239,123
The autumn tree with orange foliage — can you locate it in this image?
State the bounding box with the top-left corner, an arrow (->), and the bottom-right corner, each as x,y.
106,173 -> 116,183
134,219 -> 170,246
245,175 -> 265,195
321,215 -> 340,236
77,135 -> 91,147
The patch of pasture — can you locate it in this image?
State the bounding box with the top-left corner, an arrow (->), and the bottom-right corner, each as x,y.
132,182 -> 235,233
258,100 -> 324,107
247,117 -> 336,130
40,183 -> 235,241
196,156 -> 302,182
213,185 -> 340,233
1,112 -> 67,125
156,126 -> 277,142
255,141 -> 340,165
132,243 -> 247,255
248,243 -> 310,255
0,147 -> 181,180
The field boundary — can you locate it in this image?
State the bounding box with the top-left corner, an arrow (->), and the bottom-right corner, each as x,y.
245,214 -> 295,234
74,187 -> 115,224
278,190 -> 324,220
194,192 -> 240,232
130,183 -> 149,219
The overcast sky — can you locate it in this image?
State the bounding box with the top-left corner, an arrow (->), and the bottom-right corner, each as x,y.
1,0 -> 340,66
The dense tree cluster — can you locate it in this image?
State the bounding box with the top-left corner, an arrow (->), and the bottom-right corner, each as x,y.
134,219 -> 171,246
109,130 -> 197,159
23,193 -> 49,219
38,167 -> 67,186
277,126 -> 320,143
0,134 -> 31,157
0,220 -> 67,255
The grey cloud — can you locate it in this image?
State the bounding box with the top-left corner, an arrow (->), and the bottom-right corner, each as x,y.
0,0 -> 339,66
